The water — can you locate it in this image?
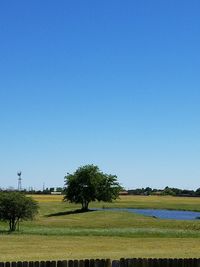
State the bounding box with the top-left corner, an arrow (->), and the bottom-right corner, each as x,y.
98,208 -> 200,220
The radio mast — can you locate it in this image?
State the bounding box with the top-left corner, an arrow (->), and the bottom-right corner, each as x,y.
17,171 -> 22,191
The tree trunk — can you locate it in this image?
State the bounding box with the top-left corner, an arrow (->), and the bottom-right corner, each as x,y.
9,218 -> 17,231
81,200 -> 89,211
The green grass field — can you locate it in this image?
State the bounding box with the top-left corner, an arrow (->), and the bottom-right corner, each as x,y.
1,195 -> 200,261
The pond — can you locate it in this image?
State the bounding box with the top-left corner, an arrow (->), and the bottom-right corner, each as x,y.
97,208 -> 200,220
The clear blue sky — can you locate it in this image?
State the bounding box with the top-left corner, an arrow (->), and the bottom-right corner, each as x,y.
0,0 -> 200,190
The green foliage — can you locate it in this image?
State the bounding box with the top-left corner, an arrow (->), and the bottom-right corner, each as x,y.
162,187 -> 176,196
64,164 -> 121,210
0,192 -> 38,231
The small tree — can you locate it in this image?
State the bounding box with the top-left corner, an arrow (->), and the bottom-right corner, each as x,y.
0,192 -> 38,231
64,164 -> 122,211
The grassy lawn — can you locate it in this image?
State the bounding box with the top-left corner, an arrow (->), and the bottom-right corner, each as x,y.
1,195 -> 200,261
1,235 -> 200,261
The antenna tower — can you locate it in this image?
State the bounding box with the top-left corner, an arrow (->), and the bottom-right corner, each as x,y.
17,171 -> 22,191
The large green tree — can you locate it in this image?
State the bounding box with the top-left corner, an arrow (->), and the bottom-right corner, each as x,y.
0,192 -> 38,231
64,164 -> 122,211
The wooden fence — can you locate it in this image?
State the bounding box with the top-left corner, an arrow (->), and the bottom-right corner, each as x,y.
1,258 -> 200,267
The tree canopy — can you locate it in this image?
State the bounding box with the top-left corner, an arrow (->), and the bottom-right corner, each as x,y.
64,164 -> 122,211
0,192 -> 38,231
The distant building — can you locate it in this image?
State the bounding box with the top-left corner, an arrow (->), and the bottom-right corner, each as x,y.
119,190 -> 128,195
51,191 -> 62,195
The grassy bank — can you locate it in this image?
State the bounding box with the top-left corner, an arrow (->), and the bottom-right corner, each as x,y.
32,194 -> 200,211
22,195 -> 200,236
1,195 -> 200,236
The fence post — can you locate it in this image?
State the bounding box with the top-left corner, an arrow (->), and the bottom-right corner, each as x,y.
34,261 -> 40,267
126,260 -> 133,267
63,260 -> 68,267
45,261 -> 51,267
73,260 -> 78,267
105,259 -> 111,267
194,258 -> 200,267
152,258 -> 160,267
100,259 -> 106,267
22,262 -> 28,267
50,261 -> 56,267
89,259 -> 95,267
94,259 -> 100,267
171,258 -> 178,267
119,258 -> 126,267
141,258 -> 148,267
112,260 -> 119,267
187,258 -> 193,267
57,261 -> 62,267
79,260 -> 84,267
16,262 -> 22,267
148,258 -> 153,267
68,260 -> 73,267
157,258 -> 166,267
131,258 -> 136,267
40,261 -> 46,267
84,260 -> 90,267
139,258 -> 145,267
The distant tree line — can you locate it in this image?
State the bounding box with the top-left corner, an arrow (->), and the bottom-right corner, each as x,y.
127,186 -> 200,197
1,185 -> 200,197
0,187 -> 64,194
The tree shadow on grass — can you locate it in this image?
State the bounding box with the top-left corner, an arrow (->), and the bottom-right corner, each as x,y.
0,229 -> 13,234
46,209 -> 95,217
